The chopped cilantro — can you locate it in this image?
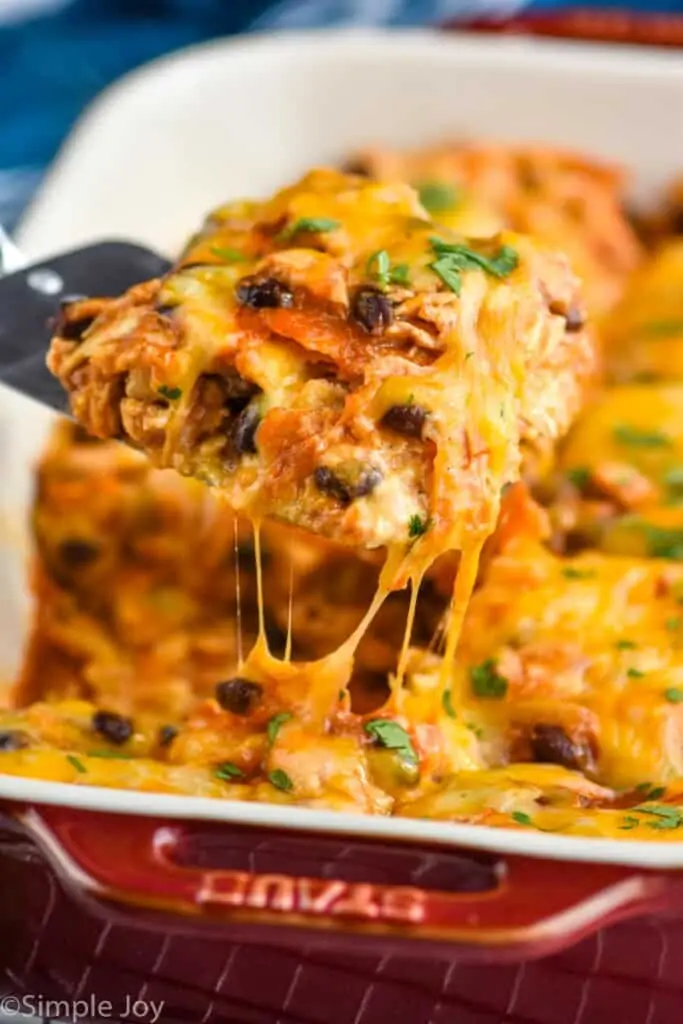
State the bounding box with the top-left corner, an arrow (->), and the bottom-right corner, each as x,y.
562,567 -> 596,580
364,719 -> 418,767
648,786 -> 667,800
633,802 -> 683,830
566,466 -> 591,490
417,181 -> 460,213
627,667 -> 645,679
666,617 -> 682,631
214,762 -> 244,781
640,319 -> 683,338
664,467 -> 683,492
665,687 -> 683,704
158,385 -> 182,401
210,246 -> 247,263
470,658 -> 508,699
408,514 -> 430,539
429,239 -> 519,278
613,424 -> 671,449
67,754 -> 86,774
268,768 -> 294,792
267,712 -> 293,745
88,750 -> 133,760
389,262 -> 411,285
639,522 -> 683,560
429,256 -> 462,295
279,217 -> 340,240
441,689 -> 457,719
619,815 -> 640,831
466,722 -> 484,739
511,811 -> 532,826
616,639 -> 637,650
464,351 -> 474,361
367,250 -> 411,288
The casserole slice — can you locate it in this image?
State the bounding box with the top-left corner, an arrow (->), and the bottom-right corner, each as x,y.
48,169 -> 596,591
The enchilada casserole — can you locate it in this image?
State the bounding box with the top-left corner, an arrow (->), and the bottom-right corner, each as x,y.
3,142 -> 683,842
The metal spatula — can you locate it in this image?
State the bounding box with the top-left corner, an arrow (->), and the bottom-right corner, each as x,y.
0,227 -> 172,412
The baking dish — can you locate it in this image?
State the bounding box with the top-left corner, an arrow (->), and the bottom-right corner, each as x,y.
3,28 -> 683,1023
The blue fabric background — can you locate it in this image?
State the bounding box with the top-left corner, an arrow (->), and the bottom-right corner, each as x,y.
0,0 -> 680,229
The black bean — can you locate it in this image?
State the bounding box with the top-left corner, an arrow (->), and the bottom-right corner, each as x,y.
0,731 -> 29,751
58,314 -> 96,342
341,158 -> 371,177
59,538 -> 100,568
351,288 -> 394,335
381,404 -> 428,439
158,725 -> 178,748
155,303 -> 177,317
314,465 -> 383,504
549,301 -> 585,333
314,467 -> 351,504
233,404 -> 260,455
351,466 -> 383,498
92,710 -> 134,745
564,306 -> 585,333
530,724 -> 587,771
215,677 -> 263,716
236,276 -> 294,310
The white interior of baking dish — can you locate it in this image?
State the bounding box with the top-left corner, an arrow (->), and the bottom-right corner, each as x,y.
3,29 -> 683,868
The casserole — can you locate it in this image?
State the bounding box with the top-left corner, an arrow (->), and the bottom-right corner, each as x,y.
3,29 -> 683,1023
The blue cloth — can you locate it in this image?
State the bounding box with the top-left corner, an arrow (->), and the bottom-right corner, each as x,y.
0,0 -> 680,228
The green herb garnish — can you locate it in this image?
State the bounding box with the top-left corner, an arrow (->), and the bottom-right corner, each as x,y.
648,786 -> 667,800
511,811 -> 532,826
633,802 -> 683,830
613,424 -> 671,449
430,239 -> 519,278
210,246 -> 247,263
441,689 -> 457,719
88,750 -> 134,760
417,181 -> 460,213
367,249 -> 410,287
364,719 -> 418,766
429,256 -> 463,295
664,467 -> 683,492
268,768 -> 294,792
665,687 -> 683,704
67,754 -> 87,774
619,815 -> 640,831
639,522 -> 683,560
408,514 -> 430,539
279,217 -> 340,240
616,639 -> 637,650
562,567 -> 596,580
267,712 -> 293,745
666,617 -> 682,631
470,658 -> 508,699
627,667 -> 645,679
158,385 -> 182,401
214,762 -> 244,781
567,467 -> 591,490
640,319 -> 683,338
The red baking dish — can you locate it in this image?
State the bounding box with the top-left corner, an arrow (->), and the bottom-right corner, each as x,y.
3,784 -> 683,1024
3,29 -> 683,1024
